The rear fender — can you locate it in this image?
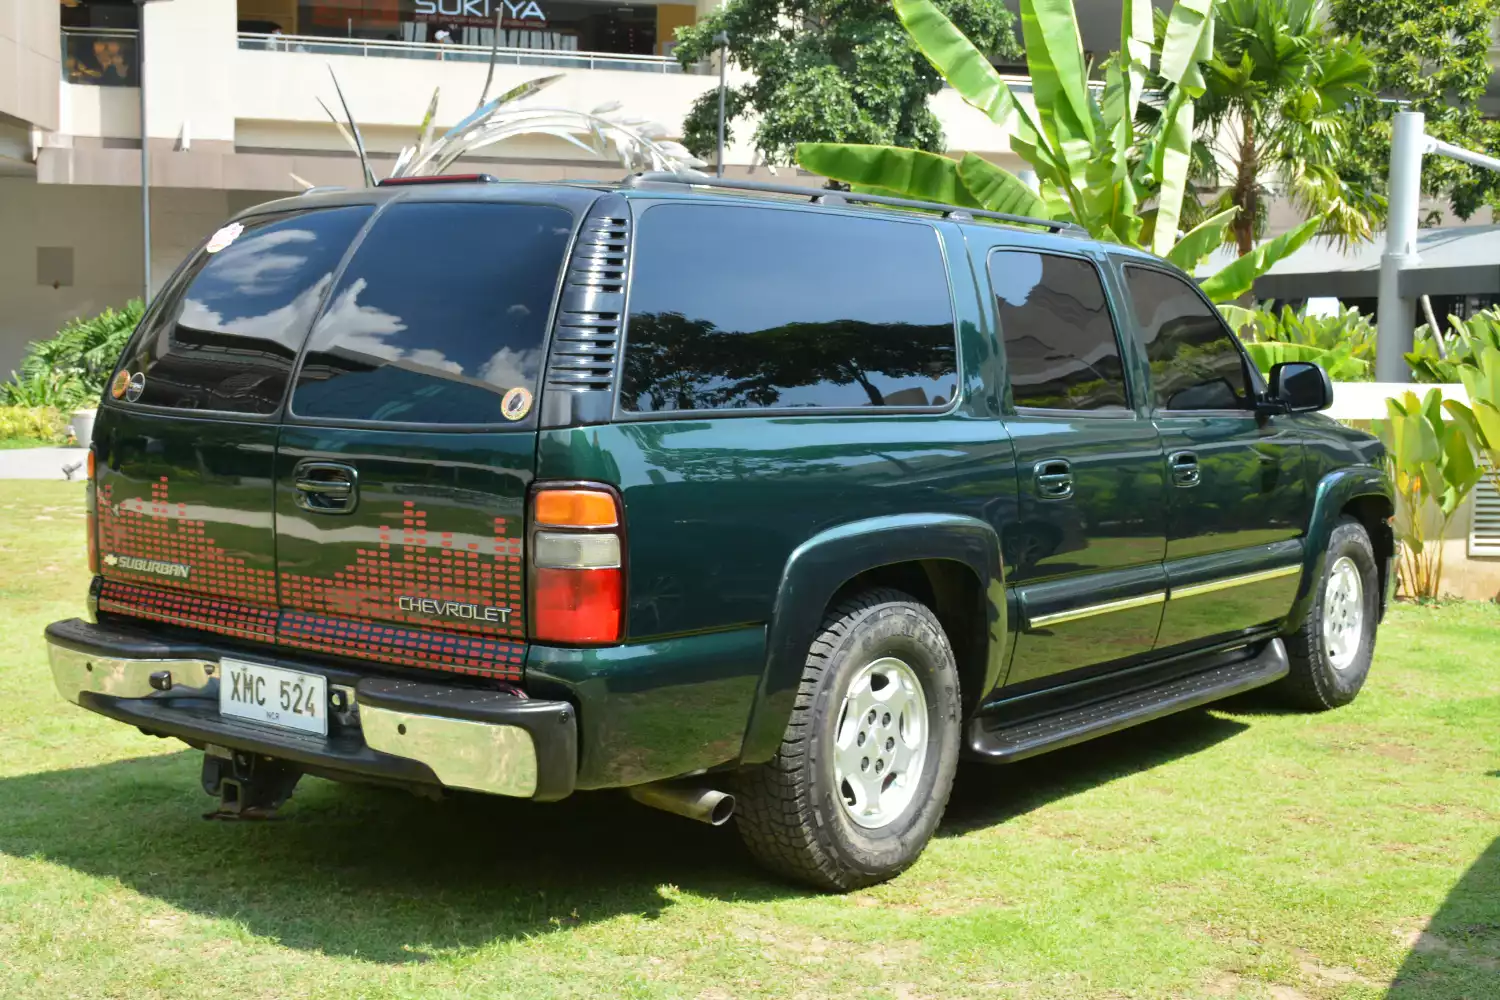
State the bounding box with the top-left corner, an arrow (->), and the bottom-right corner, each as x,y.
737,514 -> 1007,766
1285,465 -> 1394,629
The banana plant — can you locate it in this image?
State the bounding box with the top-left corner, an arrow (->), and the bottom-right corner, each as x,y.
795,0 -> 1319,302
1438,343 -> 1500,503
1376,389 -> 1484,599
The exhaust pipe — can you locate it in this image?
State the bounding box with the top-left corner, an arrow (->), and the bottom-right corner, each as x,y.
627,782 -> 736,826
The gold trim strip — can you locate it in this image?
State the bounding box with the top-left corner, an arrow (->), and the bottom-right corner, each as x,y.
1170,564 -> 1301,600
1026,591 -> 1166,629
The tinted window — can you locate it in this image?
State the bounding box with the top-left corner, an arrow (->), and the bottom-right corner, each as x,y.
620,205 -> 957,412
116,206 -> 371,413
292,202 -> 572,424
1125,266 -> 1250,411
989,251 -> 1128,411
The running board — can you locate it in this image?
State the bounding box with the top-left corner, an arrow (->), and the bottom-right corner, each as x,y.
966,639 -> 1289,763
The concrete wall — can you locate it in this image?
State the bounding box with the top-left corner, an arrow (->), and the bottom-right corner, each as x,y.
0,178 -> 274,377
0,0 -> 60,132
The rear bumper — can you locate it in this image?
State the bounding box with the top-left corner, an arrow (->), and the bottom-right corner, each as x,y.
45,618 -> 577,801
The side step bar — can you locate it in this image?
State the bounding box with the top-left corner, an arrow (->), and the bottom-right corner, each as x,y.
966,639 -> 1289,763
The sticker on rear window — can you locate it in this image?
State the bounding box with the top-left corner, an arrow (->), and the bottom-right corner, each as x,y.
124,372 -> 145,402
501,387 -> 533,421
205,222 -> 244,254
110,370 -> 130,399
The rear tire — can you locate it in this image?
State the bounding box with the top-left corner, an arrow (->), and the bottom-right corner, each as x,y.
734,589 -> 961,892
1280,517 -> 1379,710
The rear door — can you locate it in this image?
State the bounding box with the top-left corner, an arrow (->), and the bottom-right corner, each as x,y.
1115,263 -> 1307,651
273,198 -> 576,683
94,206 -> 372,644
986,247 -> 1169,689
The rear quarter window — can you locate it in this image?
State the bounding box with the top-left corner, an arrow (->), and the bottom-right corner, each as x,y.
620,204 -> 958,413
113,206 -> 373,414
291,201 -> 573,425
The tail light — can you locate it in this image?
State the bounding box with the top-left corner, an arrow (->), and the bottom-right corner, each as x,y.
530,485 -> 623,645
85,447 -> 99,575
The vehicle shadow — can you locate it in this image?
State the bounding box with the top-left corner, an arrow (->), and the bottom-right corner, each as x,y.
1386,834 -> 1500,997
0,707 -> 1250,963
941,707 -> 1250,835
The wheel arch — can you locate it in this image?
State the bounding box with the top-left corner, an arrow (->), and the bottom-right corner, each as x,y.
1285,466 -> 1395,631
736,514 -> 1007,766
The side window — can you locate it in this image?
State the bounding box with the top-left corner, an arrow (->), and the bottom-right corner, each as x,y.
620,204 -> 957,412
115,206 -> 372,414
1124,265 -> 1250,411
292,202 -> 573,424
988,250 -> 1129,412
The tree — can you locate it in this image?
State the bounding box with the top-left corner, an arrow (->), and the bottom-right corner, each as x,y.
795,0 -> 1324,303
672,0 -> 1021,166
1329,0 -> 1500,221
1190,0 -> 1376,257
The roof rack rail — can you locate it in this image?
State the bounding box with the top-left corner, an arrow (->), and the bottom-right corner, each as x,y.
624,171 -> 1082,234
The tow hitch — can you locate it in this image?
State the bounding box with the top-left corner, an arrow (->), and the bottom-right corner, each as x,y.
200,747 -> 302,820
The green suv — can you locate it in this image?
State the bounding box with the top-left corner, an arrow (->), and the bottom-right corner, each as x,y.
45,174 -> 1393,890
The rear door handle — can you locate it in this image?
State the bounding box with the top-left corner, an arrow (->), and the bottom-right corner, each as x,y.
1168,450 -> 1200,488
293,461 -> 359,514
1034,459 -> 1073,501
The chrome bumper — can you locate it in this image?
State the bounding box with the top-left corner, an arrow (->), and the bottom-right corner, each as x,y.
45,627 -> 575,801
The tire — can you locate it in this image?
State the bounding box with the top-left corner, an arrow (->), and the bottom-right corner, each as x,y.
734,588 -> 962,892
1280,517 -> 1380,710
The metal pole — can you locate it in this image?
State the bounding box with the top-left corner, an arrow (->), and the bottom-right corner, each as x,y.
1376,111 -> 1426,383
136,0 -> 151,306
714,31 -> 728,178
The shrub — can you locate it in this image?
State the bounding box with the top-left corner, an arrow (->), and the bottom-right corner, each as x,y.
1406,308 -> 1500,384
0,406 -> 69,445
1221,303 -> 1375,381
0,299 -> 143,411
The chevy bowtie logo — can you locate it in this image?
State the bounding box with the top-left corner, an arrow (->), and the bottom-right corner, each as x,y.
104,554 -> 192,580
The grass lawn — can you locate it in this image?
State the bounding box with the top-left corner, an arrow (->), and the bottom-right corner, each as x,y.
1,481 -> 1497,999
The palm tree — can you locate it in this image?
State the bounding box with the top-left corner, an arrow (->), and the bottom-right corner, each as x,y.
1190,0 -> 1376,256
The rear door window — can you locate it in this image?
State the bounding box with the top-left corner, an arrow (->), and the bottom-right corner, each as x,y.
291,201 -> 573,425
989,250 -> 1130,412
620,204 -> 957,412
114,206 -> 372,414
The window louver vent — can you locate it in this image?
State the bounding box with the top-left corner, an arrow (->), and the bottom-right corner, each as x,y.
1470,465 -> 1500,557
545,207 -> 630,393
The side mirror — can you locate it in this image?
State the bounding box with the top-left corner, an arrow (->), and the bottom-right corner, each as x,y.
1265,361 -> 1332,414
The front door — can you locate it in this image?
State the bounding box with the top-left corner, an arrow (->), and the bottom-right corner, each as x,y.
985,247 -> 1168,690
1113,263 -> 1306,652
273,199 -> 575,682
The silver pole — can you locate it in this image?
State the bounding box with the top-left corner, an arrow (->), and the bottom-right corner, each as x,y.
137,0 -> 151,306
1376,111 -> 1426,383
714,31 -> 727,178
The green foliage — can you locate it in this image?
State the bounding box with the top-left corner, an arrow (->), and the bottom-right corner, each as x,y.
795,0 -> 1322,303
1190,0 -> 1376,255
673,0 -> 1021,165
1,300 -> 143,411
0,406 -> 68,445
1376,389 -> 1484,598
1329,0 -> 1500,221
1223,301 -> 1375,381
1405,308 -> 1500,384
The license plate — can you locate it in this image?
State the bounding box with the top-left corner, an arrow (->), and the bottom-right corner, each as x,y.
218,659 -> 328,737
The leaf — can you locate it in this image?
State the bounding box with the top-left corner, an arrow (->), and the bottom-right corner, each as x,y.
1158,0 -> 1215,93
956,154 -> 1048,218
1167,207 -> 1238,270
1218,304 -> 1258,338
795,144 -> 982,208
1199,215 -> 1322,303
1019,0 -> 1093,138
1150,89 -> 1195,257
894,0 -> 1031,130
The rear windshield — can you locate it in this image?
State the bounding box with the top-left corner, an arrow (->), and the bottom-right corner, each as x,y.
114,206 -> 373,414
291,201 -> 573,425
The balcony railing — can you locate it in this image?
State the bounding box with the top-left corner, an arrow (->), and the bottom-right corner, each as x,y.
61,28 -> 139,87
238,32 -> 701,75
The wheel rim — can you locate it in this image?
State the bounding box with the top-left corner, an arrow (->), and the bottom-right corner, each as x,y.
833,656 -> 929,829
1322,555 -> 1365,671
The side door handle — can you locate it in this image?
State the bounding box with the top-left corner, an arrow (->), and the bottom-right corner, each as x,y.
1168,450 -> 1200,488
1033,459 -> 1073,501
293,461 -> 359,514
